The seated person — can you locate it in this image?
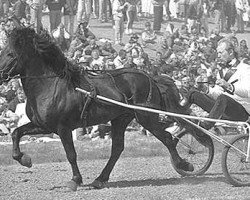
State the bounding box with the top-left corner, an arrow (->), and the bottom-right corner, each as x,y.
101,41 -> 117,60
52,23 -> 71,52
74,21 -> 95,47
83,37 -> 101,56
178,24 -> 190,43
238,39 -> 250,60
67,36 -> 86,60
151,51 -> 168,76
141,21 -> 157,47
0,97 -> 18,136
90,49 -> 105,70
124,34 -> 143,56
124,55 -> 137,68
14,90 -> 30,127
8,88 -> 26,113
113,49 -> 127,69
185,39 -> 250,129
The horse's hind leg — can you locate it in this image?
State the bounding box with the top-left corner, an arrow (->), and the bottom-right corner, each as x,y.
90,114 -> 134,189
12,122 -> 51,168
136,113 -> 194,172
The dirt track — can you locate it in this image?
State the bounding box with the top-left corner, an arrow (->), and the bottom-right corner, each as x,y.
1,154 -> 250,200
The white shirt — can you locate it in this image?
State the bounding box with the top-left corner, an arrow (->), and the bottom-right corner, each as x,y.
225,60 -> 250,114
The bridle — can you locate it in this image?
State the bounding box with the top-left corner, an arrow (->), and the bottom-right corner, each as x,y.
0,55 -> 18,81
0,49 -> 61,82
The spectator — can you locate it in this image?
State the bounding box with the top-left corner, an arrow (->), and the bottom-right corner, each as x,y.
52,23 -> 71,52
45,0 -> 66,33
76,0 -> 91,23
63,0 -> 77,36
83,37 -> 101,56
141,21 -> 157,47
152,0 -> 165,32
13,0 -> 30,21
0,20 -> 7,50
124,55 -> 137,68
224,0 -> 237,33
90,49 -> 105,70
28,0 -> 46,33
151,51 -> 168,76
8,88 -> 26,113
238,39 -> 250,59
99,0 -> 108,22
235,0 -> 249,33
212,0 -> 226,33
75,21 -> 95,47
0,97 -> 18,136
112,0 -> 129,45
186,1 -> 198,33
101,41 -> 117,60
113,49 -> 127,69
125,0 -> 139,35
14,91 -> 30,127
197,0 -> 210,37
67,36 -> 86,60
124,33 -> 143,56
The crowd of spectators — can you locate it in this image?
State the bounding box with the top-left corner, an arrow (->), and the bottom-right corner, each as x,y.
0,0 -> 250,140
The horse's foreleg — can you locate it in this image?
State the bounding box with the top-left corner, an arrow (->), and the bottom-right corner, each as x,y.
58,125 -> 82,191
91,114 -> 134,189
12,122 -> 50,167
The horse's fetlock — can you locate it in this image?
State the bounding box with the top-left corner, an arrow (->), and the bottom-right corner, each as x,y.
12,152 -> 23,161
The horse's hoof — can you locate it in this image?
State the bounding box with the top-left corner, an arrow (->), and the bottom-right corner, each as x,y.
20,154 -> 32,168
90,179 -> 107,189
178,160 -> 194,172
66,180 -> 78,191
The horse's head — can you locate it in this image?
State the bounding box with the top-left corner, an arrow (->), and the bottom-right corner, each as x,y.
0,27 -> 38,82
0,42 -> 19,82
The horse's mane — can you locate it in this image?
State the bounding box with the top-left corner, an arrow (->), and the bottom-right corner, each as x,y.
9,27 -> 79,83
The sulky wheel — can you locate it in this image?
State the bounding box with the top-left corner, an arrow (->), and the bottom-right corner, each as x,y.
171,129 -> 214,176
221,134 -> 250,186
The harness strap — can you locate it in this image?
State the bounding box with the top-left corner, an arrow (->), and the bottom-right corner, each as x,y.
80,74 -> 97,127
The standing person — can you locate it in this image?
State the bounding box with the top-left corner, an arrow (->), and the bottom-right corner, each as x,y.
224,0 -> 237,33
212,0 -> 226,33
164,0 -> 171,21
13,0 -> 30,21
235,0 -> 249,33
197,0 -> 210,36
45,0 -> 66,33
125,0 -> 138,35
76,0 -> 91,23
112,0 -> 128,45
28,0 -> 46,33
186,0 -> 197,33
152,0 -> 165,33
63,0 -> 77,36
99,0 -> 107,22
2,0 -> 9,18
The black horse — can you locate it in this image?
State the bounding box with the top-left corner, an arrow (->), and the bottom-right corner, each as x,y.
0,27 -> 203,191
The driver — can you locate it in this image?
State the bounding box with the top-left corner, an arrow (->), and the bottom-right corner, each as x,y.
186,38 -> 250,129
